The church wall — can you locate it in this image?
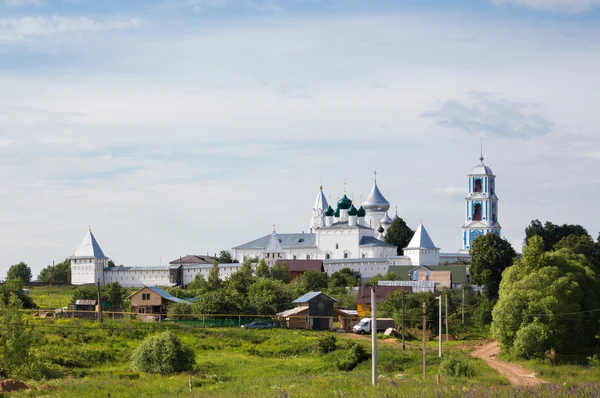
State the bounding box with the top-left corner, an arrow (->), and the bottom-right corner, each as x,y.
316,229 -> 359,259
323,259 -> 389,278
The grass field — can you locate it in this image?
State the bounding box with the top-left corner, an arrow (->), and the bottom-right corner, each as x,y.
27,285 -> 78,309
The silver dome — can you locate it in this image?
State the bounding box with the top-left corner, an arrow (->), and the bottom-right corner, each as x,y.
362,182 -> 390,212
470,163 -> 494,176
380,212 -> 393,225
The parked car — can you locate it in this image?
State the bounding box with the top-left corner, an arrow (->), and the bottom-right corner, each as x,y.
241,321 -> 272,329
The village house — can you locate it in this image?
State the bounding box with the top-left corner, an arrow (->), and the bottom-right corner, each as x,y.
128,286 -> 191,315
277,291 -> 342,330
281,259 -> 325,280
356,285 -> 412,317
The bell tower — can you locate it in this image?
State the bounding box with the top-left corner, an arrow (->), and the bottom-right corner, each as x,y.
461,150 -> 501,251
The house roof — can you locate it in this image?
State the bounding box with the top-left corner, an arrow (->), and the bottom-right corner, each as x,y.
405,221 -> 438,249
75,299 -> 96,305
293,291 -> 338,304
72,229 -> 108,259
169,255 -> 216,265
281,260 -> 324,272
359,236 -> 397,247
265,231 -> 283,253
377,280 -> 436,292
386,266 -> 413,280
128,286 -> 191,304
410,265 -> 469,284
356,285 -> 412,304
325,221 -> 372,230
277,306 -> 308,317
234,233 -> 316,250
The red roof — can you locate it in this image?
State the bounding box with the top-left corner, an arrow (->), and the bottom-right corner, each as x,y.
356,285 -> 412,305
278,260 -> 324,272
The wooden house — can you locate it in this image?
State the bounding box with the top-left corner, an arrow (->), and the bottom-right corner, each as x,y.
356,285 -> 412,317
277,291 -> 339,330
128,286 -> 191,315
280,260 -> 325,280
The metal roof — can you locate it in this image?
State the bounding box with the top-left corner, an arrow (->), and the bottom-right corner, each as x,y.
233,233 -> 316,250
169,255 -> 216,265
405,222 -> 438,249
377,280 -> 436,293
359,236 -> 397,247
292,291 -> 338,304
283,260 -> 324,272
470,163 -> 494,176
75,299 -> 96,305
105,266 -> 169,272
128,286 -> 191,304
356,285 -> 412,304
324,257 -> 389,264
313,187 -> 328,215
277,307 -> 308,317
362,181 -> 390,212
326,221 -> 372,230
265,231 -> 283,253
72,229 -> 108,259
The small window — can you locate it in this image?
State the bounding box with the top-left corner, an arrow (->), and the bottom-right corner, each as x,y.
142,293 -> 150,300
305,315 -> 309,322
474,179 -> 482,193
344,252 -> 349,259
299,238 -> 304,243
318,302 -> 325,310
325,253 -> 330,260
306,254 -> 311,260
293,255 -> 297,260
362,254 -> 366,258
335,243 -> 339,249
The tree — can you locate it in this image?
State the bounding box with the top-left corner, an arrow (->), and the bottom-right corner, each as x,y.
131,331 -> 195,374
107,260 -> 116,268
37,259 -> 70,284
218,250 -> 234,264
7,262 -> 32,283
0,294 -> 31,377
0,279 -> 35,309
328,268 -> 361,294
271,262 -> 290,283
248,278 -> 292,314
385,218 -> 415,255
469,233 -> 517,300
524,219 -> 588,251
167,302 -> 192,320
228,263 -> 256,296
255,259 -> 270,279
492,236 -> 600,358
103,281 -> 126,309
71,285 -> 97,304
553,234 -> 596,265
207,261 -> 221,290
191,287 -> 243,314
297,270 -> 328,292
187,274 -> 209,294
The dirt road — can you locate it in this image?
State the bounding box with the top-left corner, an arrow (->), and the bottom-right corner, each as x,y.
470,341 -> 547,386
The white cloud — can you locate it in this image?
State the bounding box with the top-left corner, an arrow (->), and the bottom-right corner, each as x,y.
491,0 -> 600,13
0,16 -> 143,42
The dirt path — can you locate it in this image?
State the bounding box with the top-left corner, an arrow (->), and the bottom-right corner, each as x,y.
470,341 -> 548,386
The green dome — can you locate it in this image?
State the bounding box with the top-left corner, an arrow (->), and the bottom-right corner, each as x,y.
334,208 -> 340,218
337,194 -> 352,210
348,204 -> 358,216
357,206 -> 366,217
324,205 -> 334,217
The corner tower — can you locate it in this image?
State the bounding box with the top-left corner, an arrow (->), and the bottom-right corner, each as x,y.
70,228 -> 109,285
462,153 -> 501,251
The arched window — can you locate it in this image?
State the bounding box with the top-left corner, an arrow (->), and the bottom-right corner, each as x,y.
473,203 -> 482,221
335,243 -> 339,249
344,251 -> 349,259
325,253 -> 330,260
474,179 -> 482,193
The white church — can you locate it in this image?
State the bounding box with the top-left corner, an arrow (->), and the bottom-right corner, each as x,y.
70,156 -> 501,286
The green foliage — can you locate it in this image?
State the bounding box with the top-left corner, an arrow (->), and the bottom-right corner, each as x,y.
380,291 -> 439,331
439,352 -> 477,378
37,344 -> 115,368
368,272 -> 401,284
296,270 -> 328,292
227,263 -> 256,296
103,281 -> 126,309
187,274 -> 209,293
384,218 -> 415,255
0,294 -> 31,377
37,259 -> 71,284
328,268 -> 361,294
167,302 -> 192,320
317,333 -> 338,354
492,236 -> 600,357
336,342 -> 369,371
271,262 -> 290,283
330,289 -> 357,310
469,233 -> 517,300
587,354 -> 600,369
255,259 -> 270,278
130,331 -> 195,374
247,278 -> 292,314
191,288 -> 243,314
472,295 -> 494,330
107,260 -> 116,267
207,261 -> 222,290
71,284 -> 98,304
525,219 -> 589,251
0,279 -> 36,309
7,261 -> 32,283
553,234 -> 598,267
218,250 -> 234,264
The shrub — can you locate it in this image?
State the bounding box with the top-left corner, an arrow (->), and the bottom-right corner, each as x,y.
336,342 -> 369,371
317,334 -> 338,355
167,302 -> 193,320
130,331 -> 195,374
587,354 -> 600,369
439,352 -> 477,378
513,322 -> 551,359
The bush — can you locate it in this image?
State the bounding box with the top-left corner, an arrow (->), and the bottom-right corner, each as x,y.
130,331 -> 195,374
513,322 -> 551,359
439,352 -> 477,378
317,334 -> 338,355
336,342 -> 369,371
167,302 -> 193,320
587,354 -> 600,369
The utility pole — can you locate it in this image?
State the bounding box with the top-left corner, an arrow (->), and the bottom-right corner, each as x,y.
96,279 -> 103,324
445,294 -> 449,344
422,301 -> 426,380
462,285 -> 465,326
437,295 -> 442,357
50,260 -> 54,286
371,285 -> 378,386
401,289 -> 405,351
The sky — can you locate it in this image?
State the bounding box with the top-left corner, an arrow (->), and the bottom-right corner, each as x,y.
1,0 -> 600,278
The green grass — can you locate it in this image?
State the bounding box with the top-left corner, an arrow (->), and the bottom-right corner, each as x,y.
6,317 -> 600,397
27,285 -> 78,309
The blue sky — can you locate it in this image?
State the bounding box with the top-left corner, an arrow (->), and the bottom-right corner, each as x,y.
1,0 -> 600,276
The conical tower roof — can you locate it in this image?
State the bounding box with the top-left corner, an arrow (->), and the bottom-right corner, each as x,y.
264,229 -> 283,253
73,228 -> 108,259
313,186 -> 328,214
405,221 -> 438,249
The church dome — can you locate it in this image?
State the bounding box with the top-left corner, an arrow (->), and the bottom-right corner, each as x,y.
471,163 -> 494,176
348,205 -> 358,216
380,212 -> 393,225
324,205 -> 334,217
362,181 -> 390,212
377,225 -> 385,233
337,195 -> 352,210
334,208 -> 340,218
357,206 -> 366,217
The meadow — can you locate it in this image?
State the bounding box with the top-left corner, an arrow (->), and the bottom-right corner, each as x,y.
1,315 -> 595,398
